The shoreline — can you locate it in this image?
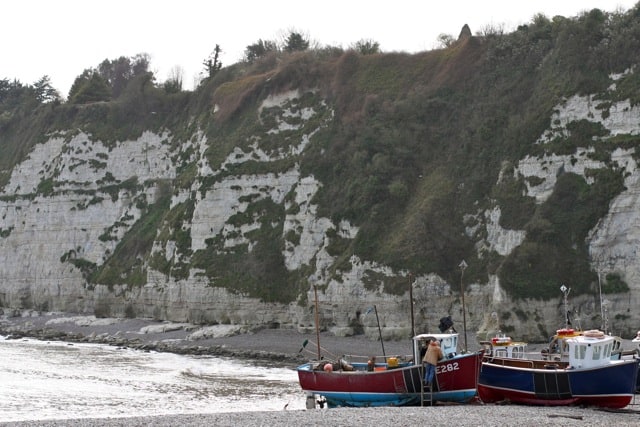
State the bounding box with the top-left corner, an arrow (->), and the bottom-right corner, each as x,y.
0,311 -> 412,366
3,311 -> 637,364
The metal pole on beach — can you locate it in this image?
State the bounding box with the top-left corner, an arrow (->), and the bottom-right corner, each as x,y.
459,260 -> 468,353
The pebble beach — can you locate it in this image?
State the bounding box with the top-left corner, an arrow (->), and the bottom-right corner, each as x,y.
2,404 -> 640,427
1,312 -> 640,426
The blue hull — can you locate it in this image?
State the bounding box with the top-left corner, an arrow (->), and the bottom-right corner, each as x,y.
322,389 -> 478,408
478,358 -> 638,408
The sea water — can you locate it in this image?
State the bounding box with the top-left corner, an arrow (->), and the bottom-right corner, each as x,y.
0,335 -> 305,422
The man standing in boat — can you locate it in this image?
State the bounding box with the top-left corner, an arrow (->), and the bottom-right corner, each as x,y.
423,339 -> 443,388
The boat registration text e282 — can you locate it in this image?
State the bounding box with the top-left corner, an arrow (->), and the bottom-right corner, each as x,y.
436,361 -> 459,374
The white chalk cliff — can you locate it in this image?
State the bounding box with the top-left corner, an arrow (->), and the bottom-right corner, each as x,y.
2,75 -> 640,342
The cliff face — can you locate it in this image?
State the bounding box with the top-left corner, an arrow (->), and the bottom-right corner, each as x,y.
3,10 -> 640,342
0,89 -> 341,331
1,71 -> 639,342
0,130 -> 175,310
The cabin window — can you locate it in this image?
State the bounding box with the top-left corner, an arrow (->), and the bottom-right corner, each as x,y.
592,345 -> 602,360
443,338 -> 452,348
604,343 -> 611,358
574,344 -> 586,360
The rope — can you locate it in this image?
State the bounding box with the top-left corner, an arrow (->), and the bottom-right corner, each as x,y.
305,341 -> 339,360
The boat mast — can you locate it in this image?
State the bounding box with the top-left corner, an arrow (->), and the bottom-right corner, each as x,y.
597,269 -> 604,331
597,270 -> 610,334
374,305 -> 387,362
409,273 -> 415,338
603,299 -> 609,335
459,260 -> 468,353
313,285 -> 321,360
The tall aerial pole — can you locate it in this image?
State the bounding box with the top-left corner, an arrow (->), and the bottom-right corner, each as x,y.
560,284 -> 571,329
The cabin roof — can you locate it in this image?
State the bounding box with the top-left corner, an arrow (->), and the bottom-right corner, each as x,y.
413,333 -> 458,340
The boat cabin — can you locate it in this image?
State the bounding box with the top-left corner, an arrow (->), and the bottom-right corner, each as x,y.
546,328 -> 623,362
547,328 -> 582,359
632,331 -> 640,352
565,330 -> 615,369
483,333 -> 527,359
412,333 -> 459,363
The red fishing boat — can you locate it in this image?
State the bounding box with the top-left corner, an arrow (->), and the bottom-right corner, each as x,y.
297,332 -> 483,407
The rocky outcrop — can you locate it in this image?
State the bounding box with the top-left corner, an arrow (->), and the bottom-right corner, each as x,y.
458,24 -> 472,41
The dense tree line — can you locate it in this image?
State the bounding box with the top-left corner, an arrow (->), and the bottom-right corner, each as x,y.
0,76 -> 60,108
2,29 -> 381,109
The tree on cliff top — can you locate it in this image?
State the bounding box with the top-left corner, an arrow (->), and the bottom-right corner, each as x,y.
32,76 -> 61,103
67,53 -> 152,102
283,31 -> 310,52
97,54 -> 151,98
202,44 -> 223,79
350,39 -> 380,55
244,39 -> 278,63
67,71 -> 111,104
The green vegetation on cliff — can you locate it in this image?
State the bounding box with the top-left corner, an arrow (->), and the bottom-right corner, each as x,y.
2,6 -> 640,303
